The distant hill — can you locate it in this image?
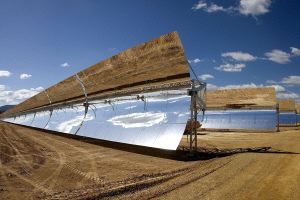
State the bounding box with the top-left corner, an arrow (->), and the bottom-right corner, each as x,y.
0,105 -> 15,114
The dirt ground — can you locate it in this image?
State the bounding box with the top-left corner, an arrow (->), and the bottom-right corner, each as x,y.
0,122 -> 299,200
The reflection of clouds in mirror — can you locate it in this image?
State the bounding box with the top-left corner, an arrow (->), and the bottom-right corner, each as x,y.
169,100 -> 179,103
178,112 -> 189,117
14,115 -> 32,124
147,95 -> 188,103
57,114 -> 94,133
107,112 -> 167,128
124,105 -> 137,110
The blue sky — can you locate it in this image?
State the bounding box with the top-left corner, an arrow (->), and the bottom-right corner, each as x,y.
0,0 -> 299,106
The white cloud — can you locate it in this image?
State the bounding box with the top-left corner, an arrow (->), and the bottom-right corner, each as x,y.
192,0 -> 272,17
208,82 -> 280,91
266,80 -> 277,84
222,51 -> 256,62
188,58 -> 203,64
219,83 -> 263,90
192,1 -> 207,10
281,76 -> 300,85
239,0 -> 272,16
198,74 -> 214,81
215,63 -> 246,72
268,84 -> 286,92
206,83 -> 218,91
206,3 -> 225,13
290,47 -> 300,56
0,70 -> 12,77
0,86 -> 44,106
192,1 -> 227,13
61,62 -> 71,68
277,92 -> 299,100
0,85 -> 5,91
20,73 -> 32,80
265,49 -> 291,64
108,112 -> 166,128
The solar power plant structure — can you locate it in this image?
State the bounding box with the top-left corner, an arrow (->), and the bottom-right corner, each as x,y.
201,87 -> 278,131
278,99 -> 297,126
1,31 -> 194,150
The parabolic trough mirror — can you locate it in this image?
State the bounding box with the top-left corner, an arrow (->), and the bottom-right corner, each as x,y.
202,87 -> 278,131
200,110 -> 277,130
1,32 -> 204,150
278,99 -> 297,126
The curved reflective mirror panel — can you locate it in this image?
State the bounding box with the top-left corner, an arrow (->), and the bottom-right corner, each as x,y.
3,89 -> 190,150
279,112 -> 297,125
200,110 -> 277,130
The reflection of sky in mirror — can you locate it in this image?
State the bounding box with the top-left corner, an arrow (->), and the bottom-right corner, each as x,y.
279,113 -> 297,125
2,90 -> 284,149
4,89 -> 190,150
200,110 -> 277,130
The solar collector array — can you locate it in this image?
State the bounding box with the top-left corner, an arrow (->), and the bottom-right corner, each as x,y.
1,32 -> 192,150
278,99 -> 297,126
201,87 -> 277,131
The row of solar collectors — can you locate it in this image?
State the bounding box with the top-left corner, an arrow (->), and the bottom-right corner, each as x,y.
199,110 -> 277,130
279,112 -> 299,125
3,90 -> 191,150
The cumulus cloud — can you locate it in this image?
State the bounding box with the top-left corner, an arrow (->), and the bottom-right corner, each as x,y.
0,85 -> 5,91
290,47 -> 300,56
192,1 -> 227,13
206,3 -> 225,13
239,0 -> 272,16
20,73 -> 32,80
0,70 -> 12,77
188,58 -> 203,64
281,76 -> 300,85
215,63 -> 246,72
277,92 -> 299,100
108,112 -> 166,128
207,82 -> 285,92
219,83 -> 263,90
0,86 -> 44,106
61,62 -> 71,68
206,83 -> 260,91
265,49 -> 291,64
206,83 -> 218,91
222,51 -> 256,62
198,74 -> 214,81
192,0 -> 272,17
192,1 -> 207,10
267,84 -> 286,92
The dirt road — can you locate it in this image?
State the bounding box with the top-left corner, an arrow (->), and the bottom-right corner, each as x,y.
0,122 -> 299,199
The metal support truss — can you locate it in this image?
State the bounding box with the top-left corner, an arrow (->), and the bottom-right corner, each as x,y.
74,74 -> 89,135
187,80 -> 206,153
276,103 -> 280,132
44,90 -> 53,129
